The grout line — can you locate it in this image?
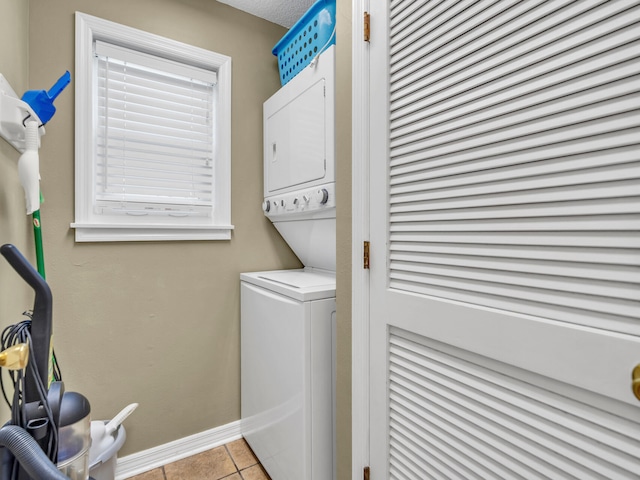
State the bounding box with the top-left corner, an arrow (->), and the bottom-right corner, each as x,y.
219,473 -> 240,480
224,443 -> 240,472
130,440 -> 270,480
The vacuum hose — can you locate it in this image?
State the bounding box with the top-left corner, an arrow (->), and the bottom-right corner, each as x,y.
0,425 -> 68,479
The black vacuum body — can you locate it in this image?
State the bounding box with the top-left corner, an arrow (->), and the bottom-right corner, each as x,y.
0,244 -> 91,480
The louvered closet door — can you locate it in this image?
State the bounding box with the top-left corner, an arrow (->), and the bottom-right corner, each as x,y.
368,1 -> 640,478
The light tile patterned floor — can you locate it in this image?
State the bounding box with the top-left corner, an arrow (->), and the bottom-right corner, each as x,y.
128,438 -> 271,480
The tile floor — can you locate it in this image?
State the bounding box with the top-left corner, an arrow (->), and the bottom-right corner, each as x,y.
128,438 -> 271,480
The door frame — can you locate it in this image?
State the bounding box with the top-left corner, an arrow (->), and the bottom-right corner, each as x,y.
351,0 -> 370,478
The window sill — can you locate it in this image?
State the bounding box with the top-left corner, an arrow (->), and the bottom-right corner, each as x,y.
70,223 -> 234,242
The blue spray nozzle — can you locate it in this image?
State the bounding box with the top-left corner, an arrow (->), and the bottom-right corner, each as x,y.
21,71 -> 71,125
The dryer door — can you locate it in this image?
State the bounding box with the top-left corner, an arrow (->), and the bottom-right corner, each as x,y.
263,46 -> 335,196
265,78 -> 326,193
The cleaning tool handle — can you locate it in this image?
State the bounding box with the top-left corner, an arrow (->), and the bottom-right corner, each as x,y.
18,121 -> 41,215
0,244 -> 53,401
105,403 -> 138,435
0,244 -> 50,302
33,209 -> 46,278
47,71 -> 71,101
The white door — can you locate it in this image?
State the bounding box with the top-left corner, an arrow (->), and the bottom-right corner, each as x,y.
368,1 -> 640,478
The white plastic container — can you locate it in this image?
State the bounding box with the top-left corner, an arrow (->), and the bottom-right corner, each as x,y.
88,423 -> 126,480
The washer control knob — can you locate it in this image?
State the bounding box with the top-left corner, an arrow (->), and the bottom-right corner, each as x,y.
302,194 -> 310,204
262,200 -> 271,213
280,199 -> 286,208
316,188 -> 329,205
293,197 -> 299,206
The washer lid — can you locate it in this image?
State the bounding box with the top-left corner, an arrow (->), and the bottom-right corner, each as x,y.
241,269 -> 336,301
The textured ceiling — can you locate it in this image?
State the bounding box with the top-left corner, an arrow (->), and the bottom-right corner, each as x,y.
217,0 -> 316,28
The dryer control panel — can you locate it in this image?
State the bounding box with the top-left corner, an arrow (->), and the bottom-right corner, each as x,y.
263,182 -> 336,220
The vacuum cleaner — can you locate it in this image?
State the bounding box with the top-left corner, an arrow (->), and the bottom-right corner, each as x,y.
0,244 -> 91,480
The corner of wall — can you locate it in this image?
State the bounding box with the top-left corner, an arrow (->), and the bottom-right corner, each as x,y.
0,0 -> 32,426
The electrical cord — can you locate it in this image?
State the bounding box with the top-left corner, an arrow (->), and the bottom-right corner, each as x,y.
0,312 -> 62,408
0,312 -> 61,479
309,23 -> 336,69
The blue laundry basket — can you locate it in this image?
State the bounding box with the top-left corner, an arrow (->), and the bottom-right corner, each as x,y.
272,0 -> 336,85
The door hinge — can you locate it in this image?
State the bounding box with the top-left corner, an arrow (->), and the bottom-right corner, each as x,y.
364,12 -> 370,42
364,466 -> 370,480
363,241 -> 370,269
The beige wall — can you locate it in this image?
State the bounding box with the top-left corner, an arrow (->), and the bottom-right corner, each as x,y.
0,0 -> 31,425
25,0 -> 300,456
335,0 -> 352,479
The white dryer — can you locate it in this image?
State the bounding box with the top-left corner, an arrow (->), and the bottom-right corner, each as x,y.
261,45 -> 336,272
241,45 -> 336,480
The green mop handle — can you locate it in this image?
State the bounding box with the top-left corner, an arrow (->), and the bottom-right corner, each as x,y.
32,208 -> 45,279
32,200 -> 55,387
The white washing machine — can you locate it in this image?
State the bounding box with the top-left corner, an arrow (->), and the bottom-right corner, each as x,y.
241,45 -> 336,480
241,270 -> 335,480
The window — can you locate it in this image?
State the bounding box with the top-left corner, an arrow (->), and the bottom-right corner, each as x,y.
73,13 -> 233,241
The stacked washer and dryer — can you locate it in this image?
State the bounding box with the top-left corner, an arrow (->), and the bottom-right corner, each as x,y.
240,45 -> 336,480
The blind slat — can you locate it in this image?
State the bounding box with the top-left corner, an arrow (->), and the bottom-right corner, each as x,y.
98,99 -> 211,127
98,116 -> 212,140
98,133 -> 212,155
97,77 -> 212,106
96,40 -> 216,84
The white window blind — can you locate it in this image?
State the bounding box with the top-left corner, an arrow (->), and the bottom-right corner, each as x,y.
95,41 -> 217,218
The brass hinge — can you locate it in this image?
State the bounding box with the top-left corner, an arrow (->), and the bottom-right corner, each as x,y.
364,12 -> 370,42
363,241 -> 370,269
364,466 -> 370,480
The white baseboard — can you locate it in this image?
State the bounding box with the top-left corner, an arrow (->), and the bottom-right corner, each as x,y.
114,420 -> 242,479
